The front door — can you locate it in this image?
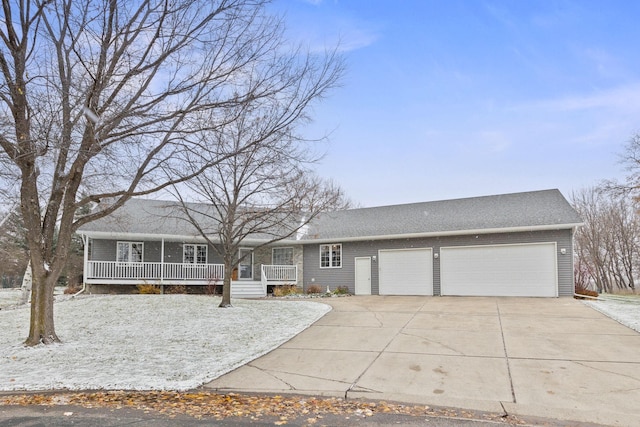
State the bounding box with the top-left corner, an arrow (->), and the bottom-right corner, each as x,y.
355,257 -> 371,295
238,248 -> 253,280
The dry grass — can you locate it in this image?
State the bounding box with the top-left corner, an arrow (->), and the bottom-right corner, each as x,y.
306,285 -> 322,294
136,284 -> 161,294
272,285 -> 300,297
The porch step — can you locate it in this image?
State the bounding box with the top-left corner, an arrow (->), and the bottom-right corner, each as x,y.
231,281 -> 265,298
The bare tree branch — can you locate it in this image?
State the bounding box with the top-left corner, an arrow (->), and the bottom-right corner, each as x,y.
0,0 -> 344,344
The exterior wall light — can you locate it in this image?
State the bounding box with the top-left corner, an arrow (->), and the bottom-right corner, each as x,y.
560,248 -> 567,255
434,253 -> 439,259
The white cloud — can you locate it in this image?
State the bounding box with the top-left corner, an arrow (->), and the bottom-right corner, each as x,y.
335,26 -> 379,52
518,83 -> 640,113
277,1 -> 380,54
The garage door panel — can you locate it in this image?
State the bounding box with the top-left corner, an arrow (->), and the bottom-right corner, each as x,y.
379,248 -> 433,295
441,243 -> 557,297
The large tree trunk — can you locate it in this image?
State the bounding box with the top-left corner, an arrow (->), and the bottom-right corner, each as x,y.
25,274 -> 59,345
219,259 -> 233,308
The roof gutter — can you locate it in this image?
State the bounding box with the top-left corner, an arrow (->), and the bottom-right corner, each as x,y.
77,231 -> 268,245
80,231 -> 210,241
279,222 -> 586,245
78,222 -> 584,245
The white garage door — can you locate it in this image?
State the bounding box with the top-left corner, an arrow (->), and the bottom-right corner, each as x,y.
440,243 -> 557,297
379,248 -> 433,295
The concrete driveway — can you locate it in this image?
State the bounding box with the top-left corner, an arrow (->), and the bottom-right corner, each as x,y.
205,296 -> 640,426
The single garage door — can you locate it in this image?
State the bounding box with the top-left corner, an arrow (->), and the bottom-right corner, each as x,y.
379,248 -> 433,295
440,243 -> 557,297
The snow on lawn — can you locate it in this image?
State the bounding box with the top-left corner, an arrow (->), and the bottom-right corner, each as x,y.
0,288 -> 25,309
0,287 -> 67,310
584,298 -> 640,333
0,295 -> 330,391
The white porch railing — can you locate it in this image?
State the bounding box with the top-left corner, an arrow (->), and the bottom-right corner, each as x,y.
163,263 -> 224,280
87,261 -> 224,281
261,265 -> 298,282
87,261 -> 293,291
260,264 -> 298,296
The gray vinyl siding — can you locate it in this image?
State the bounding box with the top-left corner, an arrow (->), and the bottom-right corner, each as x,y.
302,229 -> 575,296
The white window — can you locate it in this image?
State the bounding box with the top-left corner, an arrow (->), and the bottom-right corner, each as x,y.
320,244 -> 342,268
117,242 -> 143,263
184,244 -> 208,264
238,248 -> 253,279
272,247 -> 294,265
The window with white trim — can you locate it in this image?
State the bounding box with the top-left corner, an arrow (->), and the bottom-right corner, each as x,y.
183,244 -> 208,264
320,244 -> 342,268
272,247 -> 294,265
117,242 -> 143,263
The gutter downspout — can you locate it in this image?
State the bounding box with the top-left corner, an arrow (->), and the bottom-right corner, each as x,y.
72,281 -> 87,298
573,293 -> 600,300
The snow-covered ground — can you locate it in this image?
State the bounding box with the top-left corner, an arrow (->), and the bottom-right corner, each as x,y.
0,294 -> 330,391
584,296 -> 640,333
1,291 -> 637,393
0,287 -> 67,309
0,288 -> 26,308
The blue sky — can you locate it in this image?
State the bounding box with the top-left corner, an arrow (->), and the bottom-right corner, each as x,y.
270,0 -> 640,207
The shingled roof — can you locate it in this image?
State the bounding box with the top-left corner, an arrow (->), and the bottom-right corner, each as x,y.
300,189 -> 582,242
78,189 -> 582,242
78,199 -> 208,239
78,199 -> 299,241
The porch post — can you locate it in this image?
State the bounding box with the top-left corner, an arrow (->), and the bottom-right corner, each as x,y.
160,238 -> 165,287
82,234 -> 89,284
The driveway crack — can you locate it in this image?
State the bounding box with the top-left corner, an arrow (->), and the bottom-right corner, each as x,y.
497,302 -> 516,403
574,361 -> 640,383
400,330 -> 465,355
345,303 -> 425,400
245,363 -> 298,390
372,312 -> 384,327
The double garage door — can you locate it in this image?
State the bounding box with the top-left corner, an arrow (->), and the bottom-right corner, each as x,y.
378,243 -> 558,297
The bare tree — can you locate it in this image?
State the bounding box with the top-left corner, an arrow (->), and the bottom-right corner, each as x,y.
0,0 -> 343,344
572,187 -> 640,293
0,205 -> 28,287
616,133 -> 640,196
171,100 -> 349,307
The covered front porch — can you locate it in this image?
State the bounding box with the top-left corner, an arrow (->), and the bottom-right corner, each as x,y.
84,261 -> 297,297
80,233 -> 303,298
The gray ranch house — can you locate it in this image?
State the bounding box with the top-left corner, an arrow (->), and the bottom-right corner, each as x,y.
78,189 -> 583,298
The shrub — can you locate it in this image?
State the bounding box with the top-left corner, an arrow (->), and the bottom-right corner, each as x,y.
273,285 -> 301,297
306,284 -> 322,294
137,283 -> 161,294
206,277 -> 221,295
333,286 -> 350,295
165,284 -> 187,294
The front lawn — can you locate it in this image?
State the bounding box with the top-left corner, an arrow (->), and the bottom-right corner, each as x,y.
0,295 -> 330,391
